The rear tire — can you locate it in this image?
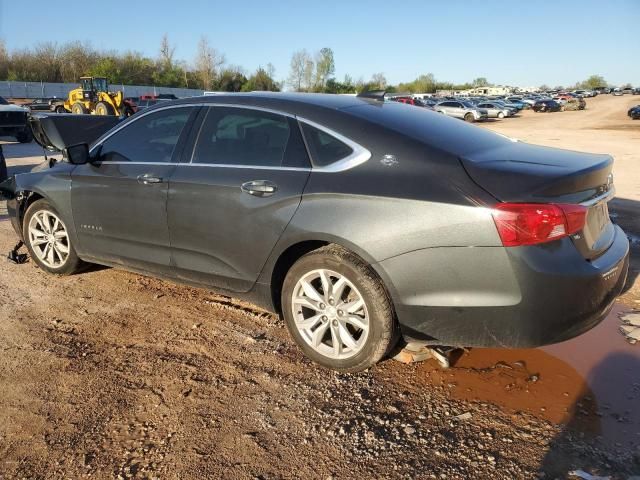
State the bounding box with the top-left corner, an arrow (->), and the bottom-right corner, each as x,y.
95,102 -> 114,116
55,105 -> 66,113
464,113 -> 474,122
71,102 -> 87,114
497,112 -> 505,119
281,245 -> 398,372
23,199 -> 84,275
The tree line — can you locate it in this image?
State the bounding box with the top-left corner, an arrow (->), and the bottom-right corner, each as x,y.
0,35 -> 279,92
0,36 -> 614,94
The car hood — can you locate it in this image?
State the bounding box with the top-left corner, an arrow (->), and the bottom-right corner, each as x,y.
29,113 -> 121,151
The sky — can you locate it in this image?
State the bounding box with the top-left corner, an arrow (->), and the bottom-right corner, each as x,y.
0,0 -> 638,88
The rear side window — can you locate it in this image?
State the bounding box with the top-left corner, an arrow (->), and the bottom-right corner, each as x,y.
300,123 -> 353,167
193,107 -> 292,167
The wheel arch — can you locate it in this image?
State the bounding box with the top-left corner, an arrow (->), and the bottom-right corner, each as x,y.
16,190 -> 45,235
265,235 -> 398,318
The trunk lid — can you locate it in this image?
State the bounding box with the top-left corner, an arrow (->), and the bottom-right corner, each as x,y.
461,141 -> 615,259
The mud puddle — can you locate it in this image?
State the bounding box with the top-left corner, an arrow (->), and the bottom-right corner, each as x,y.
418,304 -> 640,448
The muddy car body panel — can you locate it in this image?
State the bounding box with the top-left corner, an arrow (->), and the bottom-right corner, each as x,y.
10,93 -> 629,349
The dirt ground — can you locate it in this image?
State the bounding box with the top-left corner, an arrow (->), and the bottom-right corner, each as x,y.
1,94 -> 639,479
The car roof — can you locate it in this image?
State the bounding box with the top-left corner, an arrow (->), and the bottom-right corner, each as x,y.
173,92 -> 369,111
138,92 -> 511,158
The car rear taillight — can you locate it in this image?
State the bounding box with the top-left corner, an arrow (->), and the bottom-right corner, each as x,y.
491,203 -> 588,247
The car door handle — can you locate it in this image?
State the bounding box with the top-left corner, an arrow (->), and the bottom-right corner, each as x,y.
241,180 -> 278,197
137,174 -> 164,185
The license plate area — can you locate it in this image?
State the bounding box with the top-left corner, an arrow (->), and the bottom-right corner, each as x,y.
580,200 -> 612,254
588,201 -> 609,236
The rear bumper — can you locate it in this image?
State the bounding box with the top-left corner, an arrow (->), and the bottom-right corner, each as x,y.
376,225 -> 629,348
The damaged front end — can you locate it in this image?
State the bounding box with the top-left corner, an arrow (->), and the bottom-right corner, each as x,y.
0,176 -> 28,264
0,174 -> 16,201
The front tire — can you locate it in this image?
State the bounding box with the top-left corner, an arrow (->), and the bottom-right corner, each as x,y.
282,245 -> 398,372
23,200 -> 84,275
463,112 -> 474,122
71,102 -> 87,114
95,101 -> 114,116
55,105 -> 66,113
497,111 -> 505,119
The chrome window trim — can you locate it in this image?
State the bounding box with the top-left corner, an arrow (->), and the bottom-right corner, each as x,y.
296,117 -> 371,173
88,104 -> 199,156
90,102 -> 371,173
98,160 -> 310,172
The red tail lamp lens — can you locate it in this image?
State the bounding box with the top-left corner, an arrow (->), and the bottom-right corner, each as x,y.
491,203 -> 587,247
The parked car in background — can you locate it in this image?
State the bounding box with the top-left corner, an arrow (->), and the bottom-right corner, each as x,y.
563,98 -> 586,111
521,96 -> 541,106
553,94 -> 574,104
3,92 -> 629,372
612,88 -> 623,96
505,98 -> 531,109
628,105 -> 640,119
134,98 -> 170,111
532,99 -> 563,112
633,88 -> 640,95
622,87 -> 634,95
139,93 -> 179,101
492,100 -> 520,114
24,98 -> 60,111
476,101 -> 512,119
0,96 -> 32,142
390,96 -> 429,107
50,99 -> 68,113
435,100 -> 488,122
594,87 -> 611,94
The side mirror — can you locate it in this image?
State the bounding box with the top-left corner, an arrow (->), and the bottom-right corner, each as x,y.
65,143 -> 89,165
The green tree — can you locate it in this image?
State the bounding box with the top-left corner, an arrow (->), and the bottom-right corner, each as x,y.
217,68 -> 248,92
398,73 -> 438,93
471,77 -> 490,87
324,76 -> 356,94
314,47 -> 335,91
579,75 -> 607,89
242,66 -> 280,92
89,56 -> 120,82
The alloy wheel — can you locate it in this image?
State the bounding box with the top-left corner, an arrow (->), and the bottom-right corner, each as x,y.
28,210 -> 70,268
291,269 -> 369,360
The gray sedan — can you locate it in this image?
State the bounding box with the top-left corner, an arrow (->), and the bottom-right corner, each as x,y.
434,100 -> 488,122
476,102 -> 512,119
2,93 -> 629,372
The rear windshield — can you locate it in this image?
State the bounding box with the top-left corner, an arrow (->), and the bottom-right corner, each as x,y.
344,101 -> 510,156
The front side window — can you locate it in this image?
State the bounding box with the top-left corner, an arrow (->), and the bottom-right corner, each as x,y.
300,123 -> 354,167
192,107 -> 292,167
99,107 -> 194,163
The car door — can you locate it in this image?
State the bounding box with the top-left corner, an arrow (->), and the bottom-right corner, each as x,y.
452,102 -> 465,117
438,101 -> 453,115
167,105 -> 311,292
70,105 -> 198,273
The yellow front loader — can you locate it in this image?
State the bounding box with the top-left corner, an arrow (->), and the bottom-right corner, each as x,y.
64,77 -> 132,116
